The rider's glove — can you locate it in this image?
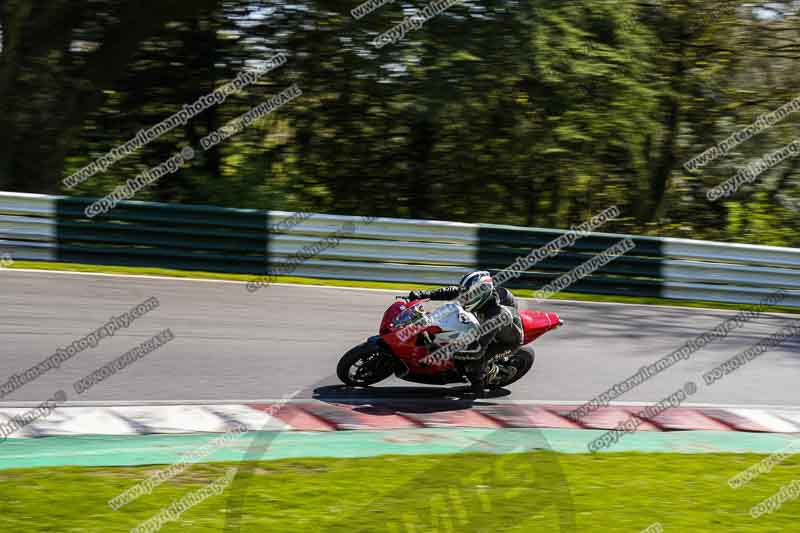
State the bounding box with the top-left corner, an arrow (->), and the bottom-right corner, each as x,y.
408,290 -> 423,300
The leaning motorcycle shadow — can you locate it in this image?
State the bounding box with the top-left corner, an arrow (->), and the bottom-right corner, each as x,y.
312,384 -> 510,415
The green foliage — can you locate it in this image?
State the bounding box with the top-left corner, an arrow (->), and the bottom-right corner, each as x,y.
1,0 -> 799,245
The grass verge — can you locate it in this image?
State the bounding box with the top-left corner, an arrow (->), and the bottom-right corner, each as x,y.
7,259 -> 799,315
1,452 -> 798,532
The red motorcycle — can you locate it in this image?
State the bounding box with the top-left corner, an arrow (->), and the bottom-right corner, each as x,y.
337,298 -> 563,390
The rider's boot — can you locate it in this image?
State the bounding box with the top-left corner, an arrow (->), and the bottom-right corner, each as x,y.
482,343 -> 518,388
484,362 -> 518,387
483,362 -> 500,385
460,360 -> 485,396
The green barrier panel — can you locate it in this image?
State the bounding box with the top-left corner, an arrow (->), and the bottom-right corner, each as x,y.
478,224 -> 665,298
56,196 -> 270,275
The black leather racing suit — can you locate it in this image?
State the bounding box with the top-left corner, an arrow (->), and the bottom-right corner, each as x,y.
411,286 -> 524,389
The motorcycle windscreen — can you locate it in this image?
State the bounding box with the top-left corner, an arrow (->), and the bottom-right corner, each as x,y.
380,301 -> 426,335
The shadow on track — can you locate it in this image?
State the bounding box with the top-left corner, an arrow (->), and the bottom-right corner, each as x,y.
312,384 -> 511,414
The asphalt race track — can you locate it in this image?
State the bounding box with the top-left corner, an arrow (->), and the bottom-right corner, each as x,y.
1,269 -> 798,407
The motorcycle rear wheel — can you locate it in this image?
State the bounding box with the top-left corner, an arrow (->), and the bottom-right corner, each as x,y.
487,347 -> 535,389
337,342 -> 395,387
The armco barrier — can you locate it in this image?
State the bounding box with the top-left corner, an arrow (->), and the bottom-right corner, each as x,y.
0,192 -> 798,307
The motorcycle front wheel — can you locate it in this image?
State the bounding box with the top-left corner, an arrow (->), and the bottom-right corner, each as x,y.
336,342 -> 395,387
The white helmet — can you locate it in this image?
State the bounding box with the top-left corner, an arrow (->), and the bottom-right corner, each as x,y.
458,270 -> 494,311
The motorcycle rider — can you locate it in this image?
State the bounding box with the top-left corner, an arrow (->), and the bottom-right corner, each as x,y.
408,271 -> 524,394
